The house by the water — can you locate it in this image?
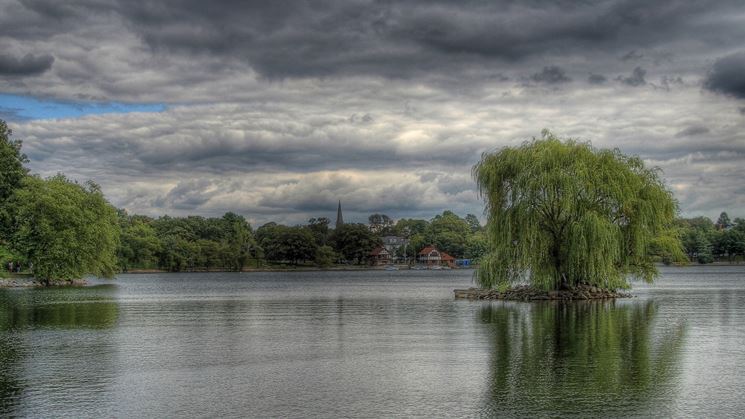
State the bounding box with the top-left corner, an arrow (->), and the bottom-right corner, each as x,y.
417,245 -> 456,268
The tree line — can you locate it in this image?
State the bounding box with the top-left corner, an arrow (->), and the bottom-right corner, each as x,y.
677,212 -> 745,264
115,209 -> 488,271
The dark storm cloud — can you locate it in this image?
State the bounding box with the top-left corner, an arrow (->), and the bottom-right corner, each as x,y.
675,125 -> 709,138
620,50 -> 643,61
704,51 -> 745,100
3,0 -> 742,84
116,0 -> 744,79
530,66 -> 571,84
153,178 -> 218,210
617,67 -> 646,86
0,53 -> 54,75
588,74 -> 607,85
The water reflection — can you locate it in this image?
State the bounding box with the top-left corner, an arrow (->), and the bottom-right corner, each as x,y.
479,300 -> 686,417
0,286 -> 119,416
0,286 -> 119,330
0,332 -> 23,415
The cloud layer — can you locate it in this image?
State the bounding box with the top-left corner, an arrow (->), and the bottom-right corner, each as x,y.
2,0 -> 745,224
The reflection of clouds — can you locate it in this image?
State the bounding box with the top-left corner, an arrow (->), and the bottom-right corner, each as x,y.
478,300 -> 686,417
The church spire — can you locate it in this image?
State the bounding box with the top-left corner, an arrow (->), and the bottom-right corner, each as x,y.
336,200 -> 344,230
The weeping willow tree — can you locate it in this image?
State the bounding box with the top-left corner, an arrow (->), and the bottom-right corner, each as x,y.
473,130 -> 684,291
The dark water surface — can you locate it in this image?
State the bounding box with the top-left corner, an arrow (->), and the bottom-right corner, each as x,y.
1,266 -> 744,418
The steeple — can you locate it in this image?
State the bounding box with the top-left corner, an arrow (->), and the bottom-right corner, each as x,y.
336,200 -> 344,230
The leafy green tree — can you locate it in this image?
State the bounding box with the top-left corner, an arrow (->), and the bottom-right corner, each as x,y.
716,229 -> 745,262
465,231 -> 488,261
332,223 -> 381,264
117,215 -> 161,270
427,210 -> 472,257
715,212 -> 732,230
308,217 -> 331,246
220,212 -> 254,271
694,231 -> 714,264
0,120 -> 28,203
473,131 -> 684,291
368,213 -> 394,235
677,216 -> 719,262
465,214 -> 482,233
733,218 -> 745,233
256,223 -> 317,264
315,245 -> 337,267
0,120 -> 29,240
158,235 -> 198,271
9,175 -> 120,284
402,233 -> 427,260
394,218 -> 429,237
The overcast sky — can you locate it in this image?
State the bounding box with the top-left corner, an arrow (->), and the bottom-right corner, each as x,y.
1,0 -> 744,226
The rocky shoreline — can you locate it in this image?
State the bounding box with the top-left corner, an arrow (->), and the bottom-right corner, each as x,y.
454,284 -> 632,301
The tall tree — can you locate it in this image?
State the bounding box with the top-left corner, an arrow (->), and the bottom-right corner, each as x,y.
368,213 -> 394,235
715,212 -> 732,230
332,223 -> 381,264
220,212 -> 254,271
117,211 -> 161,271
0,120 -> 28,203
308,217 -> 331,246
473,131 -> 684,291
428,210 -> 471,257
465,214 -> 482,233
9,175 -> 120,284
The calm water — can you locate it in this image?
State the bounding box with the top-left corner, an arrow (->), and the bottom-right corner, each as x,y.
1,266 -> 744,418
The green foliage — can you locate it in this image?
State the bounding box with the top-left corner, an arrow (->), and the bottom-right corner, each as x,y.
332,223 -> 380,264
465,214 -> 482,233
428,210 -> 471,257
315,245 -> 337,267
715,212 -> 731,230
0,120 -> 28,203
256,223 -> 317,265
0,244 -> 22,278
119,212 -> 255,271
473,131 -> 684,291
117,212 -> 161,270
465,231 -> 488,261
676,215 -> 745,263
394,218 -> 428,237
368,213 -> 394,235
9,175 -> 120,283
308,217 -> 331,246
694,231 -> 714,264
220,212 -> 255,271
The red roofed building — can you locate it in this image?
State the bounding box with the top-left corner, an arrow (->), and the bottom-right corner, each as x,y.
417,245 -> 455,268
369,246 -> 392,266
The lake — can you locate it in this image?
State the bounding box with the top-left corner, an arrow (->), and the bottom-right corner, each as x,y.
1,266 -> 744,417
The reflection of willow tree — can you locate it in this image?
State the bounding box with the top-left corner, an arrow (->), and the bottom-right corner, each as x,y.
0,288 -> 119,415
479,301 -> 685,417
